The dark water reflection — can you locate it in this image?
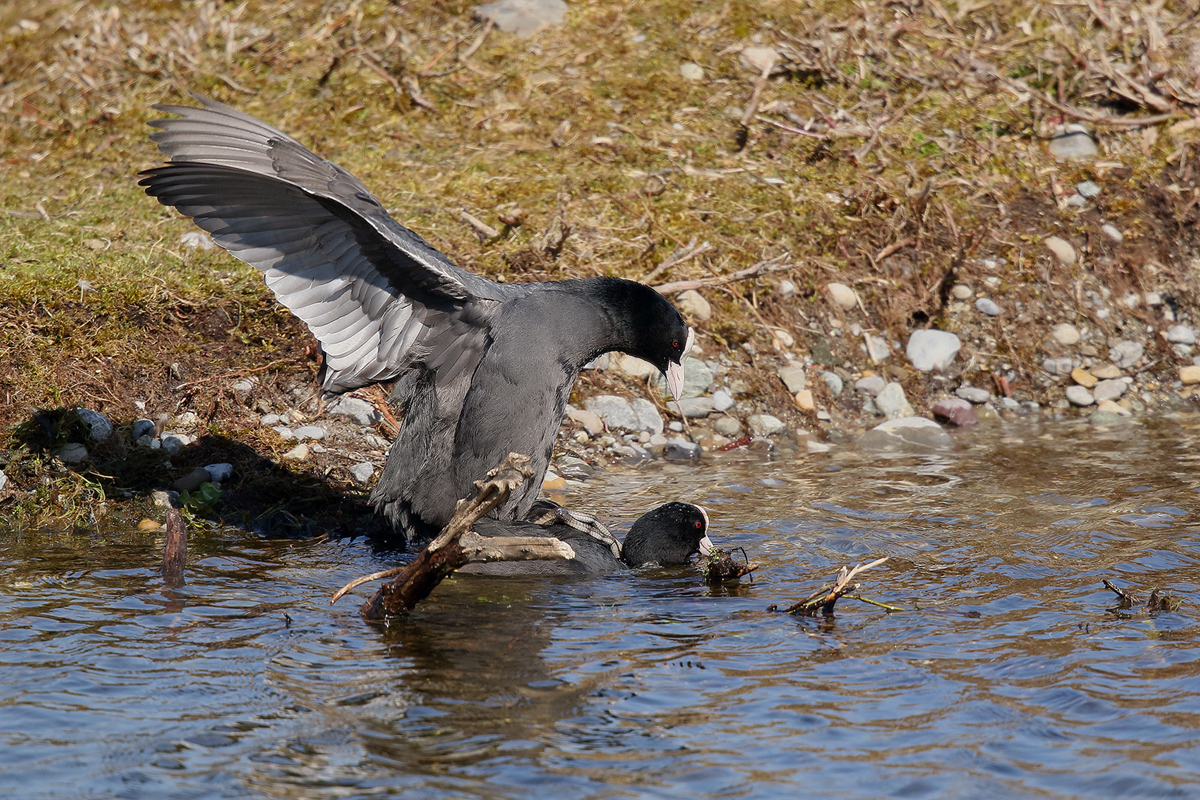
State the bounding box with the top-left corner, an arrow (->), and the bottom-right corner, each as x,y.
3,417 -> 1200,799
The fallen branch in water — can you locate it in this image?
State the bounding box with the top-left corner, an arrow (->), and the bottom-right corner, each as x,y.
1103,579 -> 1181,614
162,507 -> 187,587
333,453 -> 577,618
768,557 -> 897,615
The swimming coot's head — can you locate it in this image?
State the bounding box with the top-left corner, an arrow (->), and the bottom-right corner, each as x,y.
621,502 -> 711,568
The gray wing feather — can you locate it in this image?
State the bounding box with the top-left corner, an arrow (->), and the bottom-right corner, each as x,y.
141,93 -> 521,394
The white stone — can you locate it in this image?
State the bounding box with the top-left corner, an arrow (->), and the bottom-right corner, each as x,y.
326,396 -> 380,426
1051,323 -> 1081,346
906,329 -> 962,372
975,297 -> 1002,316
710,390 -> 735,411
950,284 -> 973,300
826,282 -> 859,309
1109,340 -> 1144,369
874,382 -> 914,419
1092,379 -> 1127,404
675,289 -> 712,321
748,414 -> 786,436
1044,236 -> 1076,265
1167,325 -> 1196,345
956,386 -> 991,404
475,0 -> 568,37
854,375 -> 886,396
1065,385 -> 1095,407
714,416 -> 741,436
293,425 -> 327,441
1101,224 -> 1124,243
680,62 -> 704,81
584,395 -> 639,431
777,363 -> 807,394
630,397 -> 664,435
617,355 -> 657,378
350,462 -> 376,485
160,433 -> 194,455
1047,124 -> 1098,161
806,440 -> 832,454
740,46 -> 779,74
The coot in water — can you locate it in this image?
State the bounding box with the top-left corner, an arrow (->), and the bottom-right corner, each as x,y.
462,502 -> 712,576
140,94 -> 693,544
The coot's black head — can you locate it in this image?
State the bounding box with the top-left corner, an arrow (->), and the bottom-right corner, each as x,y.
598,279 -> 694,401
621,502 -> 712,568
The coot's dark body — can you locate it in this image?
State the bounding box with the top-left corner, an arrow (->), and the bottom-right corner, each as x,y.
141,94 -> 693,544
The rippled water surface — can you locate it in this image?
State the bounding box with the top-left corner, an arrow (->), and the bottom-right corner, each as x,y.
4,418 -> 1200,799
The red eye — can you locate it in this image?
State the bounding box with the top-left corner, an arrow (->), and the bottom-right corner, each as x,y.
694,520 -> 702,529
671,340 -> 680,349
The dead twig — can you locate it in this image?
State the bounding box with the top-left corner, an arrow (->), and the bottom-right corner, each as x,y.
454,209 -> 501,241
769,557 -> 893,615
653,255 -> 792,295
640,237 -> 713,284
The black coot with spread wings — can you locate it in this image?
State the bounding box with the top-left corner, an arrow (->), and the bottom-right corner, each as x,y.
140,93 -> 693,544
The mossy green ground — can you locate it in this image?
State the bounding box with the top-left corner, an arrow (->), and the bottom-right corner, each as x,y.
2,0 -> 1198,529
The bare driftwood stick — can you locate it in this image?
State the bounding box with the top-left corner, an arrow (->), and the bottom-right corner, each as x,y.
162,508 -> 187,587
769,557 -> 894,615
653,254 -> 792,295
455,208 -> 501,241
342,453 -> 577,618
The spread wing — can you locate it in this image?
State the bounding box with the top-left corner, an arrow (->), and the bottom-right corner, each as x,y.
139,92 -> 521,394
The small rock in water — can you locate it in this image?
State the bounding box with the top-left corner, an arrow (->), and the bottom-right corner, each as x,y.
1092,379 -> 1127,404
748,414 -> 786,437
806,439 -> 831,454
350,462 -> 376,485
675,289 -> 712,322
874,382 -> 914,419
1101,224 -> 1124,243
1043,236 -> 1077,265
77,409 -> 113,442
1047,123 -> 1098,161
542,469 -> 567,491
777,363 -> 807,394
680,62 -> 705,81
1051,323 -> 1081,346
662,439 -> 701,461
956,386 -> 991,404
906,329 -> 962,372
854,374 -> 886,396
975,297 -> 1002,316
857,417 -> 952,453
1109,340 -> 1144,369
326,396 -> 380,426
932,399 -> 978,427
825,282 -> 859,310
56,442 -> 89,464
475,0 -> 568,37
1167,325 -> 1197,345
1065,385 -> 1095,407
